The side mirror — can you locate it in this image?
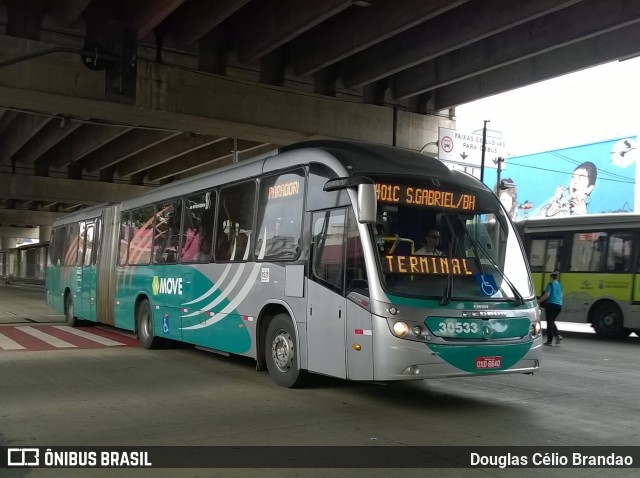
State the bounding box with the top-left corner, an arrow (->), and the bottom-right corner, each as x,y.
357,183 -> 377,224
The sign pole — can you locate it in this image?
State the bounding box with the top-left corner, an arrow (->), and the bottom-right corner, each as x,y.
480,119 -> 489,183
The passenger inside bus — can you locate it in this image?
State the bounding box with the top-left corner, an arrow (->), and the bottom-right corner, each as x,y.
181,228 -> 200,262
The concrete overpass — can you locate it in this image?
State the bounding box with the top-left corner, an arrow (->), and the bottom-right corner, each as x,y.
1,0 -> 640,246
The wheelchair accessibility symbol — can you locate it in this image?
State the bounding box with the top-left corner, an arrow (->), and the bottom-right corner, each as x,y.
163,314 -> 170,334
475,273 -> 498,297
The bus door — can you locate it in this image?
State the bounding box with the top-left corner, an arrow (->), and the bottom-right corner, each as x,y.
308,208 -> 373,380
308,209 -> 348,378
81,221 -> 98,322
528,236 -> 563,296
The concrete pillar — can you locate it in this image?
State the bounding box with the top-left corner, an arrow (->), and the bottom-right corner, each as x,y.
39,225 -> 52,242
1,237 -> 18,249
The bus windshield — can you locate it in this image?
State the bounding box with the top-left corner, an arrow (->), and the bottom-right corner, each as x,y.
371,177 -> 534,302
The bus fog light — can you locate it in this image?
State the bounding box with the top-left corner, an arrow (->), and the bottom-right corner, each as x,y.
412,325 -> 422,337
529,321 -> 542,337
408,365 -> 420,375
392,321 -> 409,337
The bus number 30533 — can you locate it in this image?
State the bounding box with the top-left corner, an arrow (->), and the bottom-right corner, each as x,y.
438,321 -> 479,334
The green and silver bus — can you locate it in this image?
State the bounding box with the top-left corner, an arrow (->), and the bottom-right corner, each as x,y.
46,140 -> 541,387
518,213 -> 640,339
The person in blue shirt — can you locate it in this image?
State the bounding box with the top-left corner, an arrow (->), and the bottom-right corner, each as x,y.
539,271 -> 563,346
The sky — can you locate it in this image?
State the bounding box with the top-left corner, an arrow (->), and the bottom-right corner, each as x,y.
455,57 -> 640,157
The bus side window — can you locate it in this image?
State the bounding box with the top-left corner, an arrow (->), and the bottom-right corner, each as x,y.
255,169 -> 305,261
606,232 -> 632,273
216,181 -> 255,262
128,205 -> 155,266
311,209 -> 346,293
570,231 -> 606,271
153,201 -> 182,264
345,208 -> 368,296
182,190 -> 216,263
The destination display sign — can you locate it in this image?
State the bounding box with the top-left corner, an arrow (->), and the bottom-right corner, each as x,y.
375,183 -> 477,211
267,180 -> 301,199
382,255 -> 475,276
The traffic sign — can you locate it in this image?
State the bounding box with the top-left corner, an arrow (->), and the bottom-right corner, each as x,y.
438,127 -> 506,169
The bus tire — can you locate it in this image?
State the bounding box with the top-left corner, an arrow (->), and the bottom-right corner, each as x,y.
592,302 -> 630,339
65,293 -> 79,327
265,313 -> 306,388
136,299 -> 163,349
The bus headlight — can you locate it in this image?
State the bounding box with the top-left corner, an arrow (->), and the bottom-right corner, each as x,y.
392,321 -> 410,337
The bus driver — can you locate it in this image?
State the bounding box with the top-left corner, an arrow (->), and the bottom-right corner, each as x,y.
415,228 -> 443,256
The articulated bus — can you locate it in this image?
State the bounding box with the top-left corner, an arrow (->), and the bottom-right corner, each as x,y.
518,213 -> 640,339
46,140 -> 541,387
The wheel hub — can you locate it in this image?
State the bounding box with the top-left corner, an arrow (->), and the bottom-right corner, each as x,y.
271,330 -> 294,373
602,314 -> 616,327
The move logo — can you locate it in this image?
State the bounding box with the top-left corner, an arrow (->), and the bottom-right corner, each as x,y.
152,276 -> 183,295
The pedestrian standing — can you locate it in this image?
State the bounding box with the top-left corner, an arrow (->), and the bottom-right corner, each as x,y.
539,271 -> 563,346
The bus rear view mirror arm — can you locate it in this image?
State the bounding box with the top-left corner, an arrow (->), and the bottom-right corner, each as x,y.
323,176 -> 376,224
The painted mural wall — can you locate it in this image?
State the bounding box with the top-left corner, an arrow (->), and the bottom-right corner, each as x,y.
481,136 -> 638,220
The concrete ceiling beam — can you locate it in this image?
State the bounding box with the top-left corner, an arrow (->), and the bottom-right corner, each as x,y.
393,0 -> 640,99
83,130 -> 182,174
0,35 -> 401,146
292,0 -> 468,76
13,117 -> 83,165
44,0 -> 92,29
0,173 -> 151,205
0,226 -> 39,238
50,123 -> 133,169
169,0 -> 249,47
117,134 -> 225,177
123,0 -> 185,40
434,22 -> 640,110
0,113 -> 52,164
0,209 -> 66,226
148,139 -> 265,181
340,0 -> 583,88
237,0 -> 351,64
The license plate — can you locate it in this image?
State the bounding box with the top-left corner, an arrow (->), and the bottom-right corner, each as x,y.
475,356 -> 502,369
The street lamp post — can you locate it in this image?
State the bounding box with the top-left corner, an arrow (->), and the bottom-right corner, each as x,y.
480,119 -> 489,183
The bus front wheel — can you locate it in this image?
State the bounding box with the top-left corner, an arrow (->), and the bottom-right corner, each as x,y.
265,314 -> 306,388
592,302 -> 630,339
136,299 -> 163,349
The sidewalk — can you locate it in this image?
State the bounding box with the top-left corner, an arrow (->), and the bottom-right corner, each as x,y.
0,283 -> 65,325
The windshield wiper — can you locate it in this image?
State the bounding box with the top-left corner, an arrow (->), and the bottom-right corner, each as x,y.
466,234 -> 524,306
439,215 -> 457,306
